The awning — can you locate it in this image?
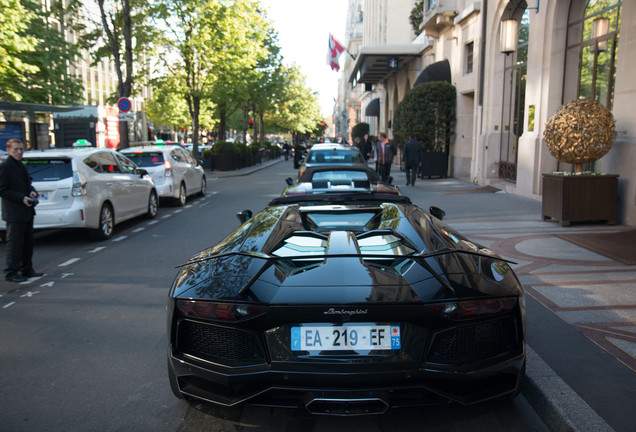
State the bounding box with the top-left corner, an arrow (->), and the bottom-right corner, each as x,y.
349,44 -> 429,86
413,60 -> 451,87
365,98 -> 380,117
0,101 -> 83,113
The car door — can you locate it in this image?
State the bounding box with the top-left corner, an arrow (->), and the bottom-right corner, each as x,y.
176,148 -> 199,193
113,152 -> 150,218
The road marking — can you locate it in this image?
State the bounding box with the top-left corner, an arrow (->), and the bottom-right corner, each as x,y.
59,258 -> 81,267
41,282 -> 55,287
132,228 -> 145,233
162,215 -> 171,219
60,273 -> 73,279
185,205 -> 193,209
20,291 -> 39,298
112,236 -> 127,242
3,302 -> 15,309
211,191 -> 219,195
173,209 -> 183,214
148,220 -> 159,225
88,246 -> 106,253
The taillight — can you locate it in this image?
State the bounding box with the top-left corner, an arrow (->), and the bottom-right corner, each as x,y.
72,171 -> 87,196
176,300 -> 267,321
164,160 -> 172,176
426,298 -> 517,321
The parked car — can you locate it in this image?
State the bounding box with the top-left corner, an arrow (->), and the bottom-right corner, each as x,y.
284,165 -> 400,197
167,176 -> 526,415
120,144 -> 206,206
298,147 -> 367,179
0,148 -> 158,240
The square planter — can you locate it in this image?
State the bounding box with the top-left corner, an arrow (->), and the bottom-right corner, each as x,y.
542,174 -> 619,226
419,151 -> 448,178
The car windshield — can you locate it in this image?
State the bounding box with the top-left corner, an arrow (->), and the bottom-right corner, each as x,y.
123,151 -> 165,167
308,150 -> 363,164
23,158 -> 73,181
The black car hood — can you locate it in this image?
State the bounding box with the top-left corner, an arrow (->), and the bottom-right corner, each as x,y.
172,203 -> 521,304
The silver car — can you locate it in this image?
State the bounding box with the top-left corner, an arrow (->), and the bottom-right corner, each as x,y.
0,148 -> 158,240
120,145 -> 206,206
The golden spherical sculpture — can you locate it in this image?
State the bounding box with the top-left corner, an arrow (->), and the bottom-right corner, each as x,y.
544,99 -> 616,172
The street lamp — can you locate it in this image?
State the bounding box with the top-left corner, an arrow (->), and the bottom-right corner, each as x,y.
500,19 -> 518,54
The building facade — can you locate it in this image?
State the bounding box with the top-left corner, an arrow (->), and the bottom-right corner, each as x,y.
342,0 -> 635,226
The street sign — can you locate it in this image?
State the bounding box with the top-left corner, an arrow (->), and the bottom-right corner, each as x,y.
118,112 -> 135,122
117,97 -> 132,113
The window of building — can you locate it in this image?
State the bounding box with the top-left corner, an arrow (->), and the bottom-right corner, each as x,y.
465,42 -> 474,74
565,0 -> 622,109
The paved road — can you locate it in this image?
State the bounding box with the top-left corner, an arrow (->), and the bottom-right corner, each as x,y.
0,160 -> 551,431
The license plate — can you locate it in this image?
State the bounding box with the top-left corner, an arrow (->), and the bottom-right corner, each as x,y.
291,324 -> 401,351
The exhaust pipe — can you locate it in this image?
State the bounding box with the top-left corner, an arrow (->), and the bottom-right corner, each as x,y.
303,391 -> 389,416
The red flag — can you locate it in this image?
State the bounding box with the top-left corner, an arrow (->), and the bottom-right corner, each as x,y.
327,33 -> 345,71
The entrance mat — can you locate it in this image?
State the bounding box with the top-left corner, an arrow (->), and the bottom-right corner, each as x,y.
442,185 -> 501,194
558,229 -> 636,265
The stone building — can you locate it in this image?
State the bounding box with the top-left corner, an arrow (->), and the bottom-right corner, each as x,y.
340,0 -> 635,226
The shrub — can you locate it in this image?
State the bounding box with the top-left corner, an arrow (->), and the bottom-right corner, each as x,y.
212,141 -> 235,154
351,122 -> 370,141
393,81 -> 456,152
201,149 -> 213,160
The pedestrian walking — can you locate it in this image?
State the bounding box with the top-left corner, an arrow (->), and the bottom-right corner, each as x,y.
403,134 -> 422,186
362,134 -> 373,161
376,132 -> 394,182
0,139 -> 43,282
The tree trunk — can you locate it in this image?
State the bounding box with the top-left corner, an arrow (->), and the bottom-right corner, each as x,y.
218,102 -> 227,141
259,111 -> 265,145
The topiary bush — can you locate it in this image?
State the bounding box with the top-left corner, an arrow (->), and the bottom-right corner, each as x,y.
212,141 -> 236,154
351,122 -> 370,141
393,81 -> 456,152
544,99 -> 616,173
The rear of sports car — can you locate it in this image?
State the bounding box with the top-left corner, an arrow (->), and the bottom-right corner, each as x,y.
167,227 -> 525,415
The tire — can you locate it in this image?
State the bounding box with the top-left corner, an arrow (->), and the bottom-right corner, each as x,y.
175,183 -> 186,207
197,176 -> 206,197
91,203 -> 114,240
145,191 -> 158,219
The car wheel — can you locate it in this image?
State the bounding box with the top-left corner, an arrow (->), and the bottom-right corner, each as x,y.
175,183 -> 186,207
91,203 -> 114,240
145,191 -> 158,219
167,357 -> 184,400
197,176 -> 206,197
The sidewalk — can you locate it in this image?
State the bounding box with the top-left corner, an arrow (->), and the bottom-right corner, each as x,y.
229,160 -> 635,431
395,172 -> 636,432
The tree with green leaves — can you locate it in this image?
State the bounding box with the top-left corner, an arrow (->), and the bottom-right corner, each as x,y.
82,0 -> 161,148
15,0 -> 84,104
157,0 -> 269,156
0,0 -> 38,101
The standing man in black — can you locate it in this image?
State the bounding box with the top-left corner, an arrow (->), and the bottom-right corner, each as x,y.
377,132 -> 394,182
403,133 -> 422,186
0,139 -> 42,282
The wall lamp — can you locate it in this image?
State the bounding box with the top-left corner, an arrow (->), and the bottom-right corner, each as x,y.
593,17 -> 610,51
500,19 -> 518,54
527,1 -> 539,13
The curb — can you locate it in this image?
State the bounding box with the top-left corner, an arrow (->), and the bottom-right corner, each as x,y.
523,346 -> 614,432
206,158 -> 285,178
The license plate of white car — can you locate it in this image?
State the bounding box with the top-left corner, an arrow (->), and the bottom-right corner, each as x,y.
291,324 -> 400,351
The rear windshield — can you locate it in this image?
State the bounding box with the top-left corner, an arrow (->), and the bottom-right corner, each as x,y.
123,152 -> 165,167
23,158 -> 73,181
308,150 -> 364,164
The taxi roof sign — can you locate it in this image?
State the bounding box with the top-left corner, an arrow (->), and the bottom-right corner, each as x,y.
72,139 -> 92,148
154,139 -> 165,145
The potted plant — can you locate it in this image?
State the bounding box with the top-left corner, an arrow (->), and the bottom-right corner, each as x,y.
393,81 -> 456,178
542,99 -> 618,226
201,148 -> 213,170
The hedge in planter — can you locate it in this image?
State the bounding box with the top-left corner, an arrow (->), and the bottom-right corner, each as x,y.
393,80 -> 456,178
394,80 -> 456,152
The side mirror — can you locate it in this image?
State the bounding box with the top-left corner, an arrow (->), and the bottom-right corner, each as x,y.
136,168 -> 149,177
285,177 -> 294,186
236,209 -> 253,224
429,206 -> 446,220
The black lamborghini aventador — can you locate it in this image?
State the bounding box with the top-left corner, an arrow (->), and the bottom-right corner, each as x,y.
167,169 -> 525,415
